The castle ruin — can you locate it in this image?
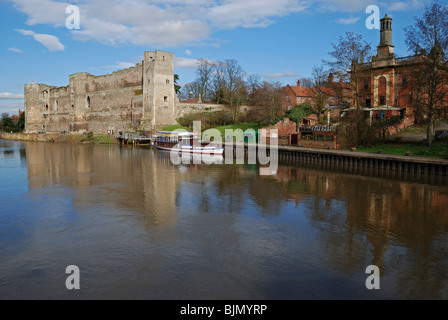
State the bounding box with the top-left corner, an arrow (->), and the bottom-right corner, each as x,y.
25,50 -> 179,134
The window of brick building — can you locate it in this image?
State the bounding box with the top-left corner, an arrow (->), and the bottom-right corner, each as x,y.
365,98 -> 371,107
379,95 -> 385,106
286,96 -> 290,102
402,77 -> 407,88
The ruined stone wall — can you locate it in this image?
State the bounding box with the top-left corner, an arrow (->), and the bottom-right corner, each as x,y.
25,64 -> 144,134
176,103 -> 224,118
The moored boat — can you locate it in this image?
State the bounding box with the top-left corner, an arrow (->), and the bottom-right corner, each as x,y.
153,131 -> 224,155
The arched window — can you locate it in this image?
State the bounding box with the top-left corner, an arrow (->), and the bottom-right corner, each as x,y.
86,96 -> 91,108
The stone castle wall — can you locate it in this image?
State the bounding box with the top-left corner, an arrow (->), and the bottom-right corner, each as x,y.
24,51 -> 179,134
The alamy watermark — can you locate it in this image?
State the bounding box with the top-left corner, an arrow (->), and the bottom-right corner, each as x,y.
365,5 -> 380,30
65,265 -> 80,290
365,265 -> 380,289
66,5 -> 80,30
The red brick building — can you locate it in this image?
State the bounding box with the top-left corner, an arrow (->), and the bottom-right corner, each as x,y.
355,14 -> 448,121
282,77 -> 351,112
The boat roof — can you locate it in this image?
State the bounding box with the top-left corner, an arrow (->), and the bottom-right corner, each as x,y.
156,131 -> 195,137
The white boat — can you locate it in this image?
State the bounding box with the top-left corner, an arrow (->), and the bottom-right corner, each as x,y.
153,131 -> 224,155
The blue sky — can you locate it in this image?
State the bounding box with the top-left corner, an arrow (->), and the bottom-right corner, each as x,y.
0,0 -> 437,116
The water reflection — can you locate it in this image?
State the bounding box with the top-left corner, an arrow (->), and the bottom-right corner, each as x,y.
0,140 -> 447,299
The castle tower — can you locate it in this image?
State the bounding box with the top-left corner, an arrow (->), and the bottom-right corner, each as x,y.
142,50 -> 177,131
24,81 -> 44,133
375,14 -> 395,60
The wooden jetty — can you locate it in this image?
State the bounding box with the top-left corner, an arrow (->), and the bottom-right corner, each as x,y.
115,132 -> 152,146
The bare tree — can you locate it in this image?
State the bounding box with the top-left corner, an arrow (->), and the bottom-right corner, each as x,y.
196,59 -> 214,102
324,32 -> 373,110
222,59 -> 247,124
259,81 -> 284,121
246,73 -> 261,106
311,65 -> 330,123
211,61 -> 226,104
404,2 -> 448,146
181,80 -> 201,100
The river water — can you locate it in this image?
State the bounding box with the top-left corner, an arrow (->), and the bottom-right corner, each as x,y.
0,139 -> 447,300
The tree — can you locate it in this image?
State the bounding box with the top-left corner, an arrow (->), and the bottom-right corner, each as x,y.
1,116 -> 16,132
311,65 -> 330,123
324,32 -> 373,110
259,81 -> 284,122
181,80 -> 201,100
174,74 -> 181,95
196,59 -> 214,102
17,112 -> 25,131
221,59 -> 247,124
404,2 -> 448,146
211,61 -> 226,104
246,73 -> 261,106
285,103 -> 312,131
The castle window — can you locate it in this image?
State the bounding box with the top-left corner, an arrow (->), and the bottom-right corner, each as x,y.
148,78 -> 151,83
45,104 -> 49,111
87,96 -> 91,108
54,100 -> 58,111
164,96 -> 168,102
163,56 -> 165,62
166,79 -> 170,84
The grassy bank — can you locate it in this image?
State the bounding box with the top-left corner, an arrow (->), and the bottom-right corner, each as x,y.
0,132 -> 119,144
162,123 -> 261,136
356,141 -> 448,159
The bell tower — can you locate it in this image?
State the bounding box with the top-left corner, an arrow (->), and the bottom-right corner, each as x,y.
375,14 -> 395,60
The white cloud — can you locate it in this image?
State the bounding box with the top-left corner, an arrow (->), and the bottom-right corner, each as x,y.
337,17 -> 360,25
264,70 -> 300,79
8,0 -> 421,49
185,49 -> 192,56
8,48 -> 23,53
0,93 -> 25,99
15,29 -> 64,51
174,57 -> 200,69
208,0 -> 308,28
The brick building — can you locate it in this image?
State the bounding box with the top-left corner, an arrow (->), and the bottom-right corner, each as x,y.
282,77 -> 351,112
355,14 -> 448,121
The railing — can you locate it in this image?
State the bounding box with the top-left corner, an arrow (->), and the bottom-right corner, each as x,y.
299,125 -> 336,132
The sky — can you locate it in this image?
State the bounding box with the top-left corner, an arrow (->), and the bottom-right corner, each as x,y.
0,0 -> 440,116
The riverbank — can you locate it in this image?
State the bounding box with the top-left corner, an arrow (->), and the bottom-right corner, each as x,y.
0,132 -> 119,144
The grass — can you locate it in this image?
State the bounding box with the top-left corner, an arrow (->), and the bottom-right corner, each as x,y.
161,124 -> 191,131
356,141 -> 448,159
162,123 -> 262,137
214,123 -> 261,137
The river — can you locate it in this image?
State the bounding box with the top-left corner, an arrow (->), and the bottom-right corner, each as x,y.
0,139 -> 447,299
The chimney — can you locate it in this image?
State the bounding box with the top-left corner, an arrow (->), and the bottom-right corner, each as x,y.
328,73 -> 334,83
297,79 -> 301,87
